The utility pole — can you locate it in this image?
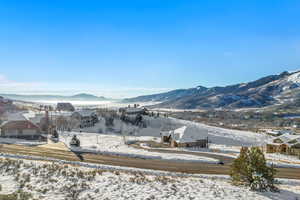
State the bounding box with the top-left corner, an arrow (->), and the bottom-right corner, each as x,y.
97,135 -> 100,144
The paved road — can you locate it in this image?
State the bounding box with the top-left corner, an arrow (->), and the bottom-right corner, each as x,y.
1,144 -> 300,179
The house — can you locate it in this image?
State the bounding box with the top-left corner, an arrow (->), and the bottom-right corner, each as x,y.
0,97 -> 14,115
56,103 -> 75,112
265,129 -> 295,136
120,107 -> 148,115
0,113 -> 43,140
266,143 -> 289,154
161,126 -> 209,148
71,110 -> 98,128
278,130 -> 294,135
161,131 -> 172,143
266,133 -> 300,155
0,97 -> 13,105
287,138 -> 300,155
272,134 -> 299,144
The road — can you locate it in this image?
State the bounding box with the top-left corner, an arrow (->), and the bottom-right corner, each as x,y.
1,144 -> 300,179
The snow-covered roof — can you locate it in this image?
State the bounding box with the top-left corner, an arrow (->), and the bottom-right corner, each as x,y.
27,115 -> 44,125
5,113 -> 27,121
279,130 -> 294,134
161,131 -> 172,137
273,133 -> 300,144
293,138 -> 300,144
171,126 -> 207,143
0,112 -> 41,128
266,130 -> 280,134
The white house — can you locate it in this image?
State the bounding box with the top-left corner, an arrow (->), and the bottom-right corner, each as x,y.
161,126 -> 209,148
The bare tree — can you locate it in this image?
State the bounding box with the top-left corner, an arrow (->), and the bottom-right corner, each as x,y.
55,116 -> 68,132
67,118 -> 80,131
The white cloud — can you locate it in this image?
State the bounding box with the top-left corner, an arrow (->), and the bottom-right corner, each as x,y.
0,74 -> 45,92
0,74 -> 10,83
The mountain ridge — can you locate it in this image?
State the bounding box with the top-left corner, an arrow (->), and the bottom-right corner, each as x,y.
0,93 -> 109,102
124,70 -> 300,109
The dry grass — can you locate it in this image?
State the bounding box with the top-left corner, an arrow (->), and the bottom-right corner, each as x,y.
0,158 -> 186,200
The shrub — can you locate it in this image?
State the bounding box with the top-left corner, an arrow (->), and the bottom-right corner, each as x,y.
230,147 -> 278,192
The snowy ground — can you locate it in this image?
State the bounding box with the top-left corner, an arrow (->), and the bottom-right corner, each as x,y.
2,112 -> 299,167
59,131 -> 219,163
76,116 -> 270,147
266,153 -> 300,168
0,137 -> 46,146
55,115 -> 300,166
156,144 -> 300,168
3,109 -> 299,166
177,118 -> 270,146
0,158 -> 299,200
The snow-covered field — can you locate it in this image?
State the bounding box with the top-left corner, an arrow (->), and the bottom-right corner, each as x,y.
1,110 -> 300,199
76,116 -> 269,146
2,110 -> 299,167
180,146 -> 300,168
0,158 -> 299,200
177,118 -> 270,146
266,153 -> 300,168
57,116 -> 272,164
60,131 -> 219,163
28,99 -> 160,108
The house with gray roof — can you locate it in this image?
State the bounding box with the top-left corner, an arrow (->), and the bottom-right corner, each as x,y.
71,110 -> 98,128
0,113 -> 43,140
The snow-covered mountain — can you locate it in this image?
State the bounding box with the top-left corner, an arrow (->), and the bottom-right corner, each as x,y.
124,70 -> 300,109
123,86 -> 207,103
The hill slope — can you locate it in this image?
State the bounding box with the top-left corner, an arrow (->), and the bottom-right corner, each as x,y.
124,71 -> 300,109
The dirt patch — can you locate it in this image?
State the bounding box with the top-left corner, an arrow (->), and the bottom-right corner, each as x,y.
38,142 -> 70,151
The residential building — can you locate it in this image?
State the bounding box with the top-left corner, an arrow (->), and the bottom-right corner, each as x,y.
71,110 -> 98,128
161,126 -> 209,148
266,133 -> 300,156
57,103 -> 75,112
119,107 -> 148,115
0,113 -> 43,140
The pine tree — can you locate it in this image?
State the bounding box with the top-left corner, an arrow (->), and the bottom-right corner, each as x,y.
230,147 -> 278,192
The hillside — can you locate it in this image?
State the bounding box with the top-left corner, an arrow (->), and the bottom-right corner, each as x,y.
124,71 -> 300,109
123,86 -> 207,103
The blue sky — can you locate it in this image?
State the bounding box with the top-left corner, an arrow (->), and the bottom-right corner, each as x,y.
0,0 -> 300,98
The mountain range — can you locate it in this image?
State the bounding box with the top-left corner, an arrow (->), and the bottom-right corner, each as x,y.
0,93 -> 108,102
124,71 -> 300,109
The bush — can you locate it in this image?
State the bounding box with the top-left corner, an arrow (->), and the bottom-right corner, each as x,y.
0,191 -> 32,200
230,147 -> 278,192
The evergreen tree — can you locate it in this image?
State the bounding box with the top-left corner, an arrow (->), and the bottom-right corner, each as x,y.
230,147 -> 278,192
